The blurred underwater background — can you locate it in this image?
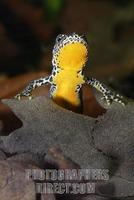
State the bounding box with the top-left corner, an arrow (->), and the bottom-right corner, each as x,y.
0,0 -> 133,98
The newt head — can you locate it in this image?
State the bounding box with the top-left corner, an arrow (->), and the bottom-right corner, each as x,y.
52,33 -> 88,71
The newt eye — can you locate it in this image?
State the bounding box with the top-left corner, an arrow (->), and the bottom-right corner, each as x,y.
56,34 -> 65,43
81,35 -> 88,43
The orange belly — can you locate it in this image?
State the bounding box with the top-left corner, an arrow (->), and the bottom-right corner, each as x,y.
51,70 -> 85,112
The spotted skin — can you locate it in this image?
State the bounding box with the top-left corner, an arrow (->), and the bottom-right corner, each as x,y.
15,33 -> 126,110
86,77 -> 125,106
15,76 -> 51,100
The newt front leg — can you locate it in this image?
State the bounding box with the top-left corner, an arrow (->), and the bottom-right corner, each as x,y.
86,77 -> 126,106
15,76 -> 51,100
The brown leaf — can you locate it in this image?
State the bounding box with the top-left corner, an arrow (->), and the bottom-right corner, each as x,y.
0,95 -> 133,198
0,70 -> 105,134
45,147 -> 80,169
0,71 -> 49,134
0,160 -> 37,200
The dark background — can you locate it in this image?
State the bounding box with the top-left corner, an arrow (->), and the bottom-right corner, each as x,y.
0,0 -> 134,98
